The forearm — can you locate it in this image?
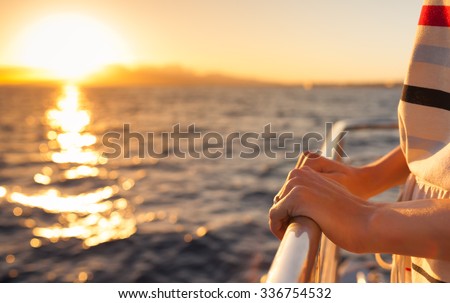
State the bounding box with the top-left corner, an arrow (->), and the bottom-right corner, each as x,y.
357,146 -> 410,198
313,197 -> 450,260
365,198 -> 450,261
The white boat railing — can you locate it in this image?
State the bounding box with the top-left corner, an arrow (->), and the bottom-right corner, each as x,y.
266,117 -> 398,283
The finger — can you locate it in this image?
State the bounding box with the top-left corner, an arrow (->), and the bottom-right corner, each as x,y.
295,151 -> 314,169
274,164 -> 320,204
274,168 -> 302,199
269,207 -> 289,240
273,195 -> 279,205
274,165 -> 312,204
274,152 -> 325,205
274,152 -> 312,204
269,185 -> 304,239
276,165 -> 320,202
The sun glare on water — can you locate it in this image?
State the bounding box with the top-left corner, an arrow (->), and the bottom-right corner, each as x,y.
16,14 -> 131,80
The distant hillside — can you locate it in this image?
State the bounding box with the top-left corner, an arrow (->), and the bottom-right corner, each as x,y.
0,64 -> 271,87
0,64 -> 402,87
81,65 -> 271,86
0,66 -> 58,85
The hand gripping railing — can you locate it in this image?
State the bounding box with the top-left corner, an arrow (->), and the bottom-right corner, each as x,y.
266,117 -> 398,283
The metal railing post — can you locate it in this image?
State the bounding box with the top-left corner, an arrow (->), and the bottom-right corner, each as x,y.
266,217 -> 321,283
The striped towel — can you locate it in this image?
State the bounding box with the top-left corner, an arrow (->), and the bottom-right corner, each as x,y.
394,0 -> 450,283
399,0 -> 450,192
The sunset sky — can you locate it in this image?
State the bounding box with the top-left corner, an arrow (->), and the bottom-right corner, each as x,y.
0,0 -> 423,84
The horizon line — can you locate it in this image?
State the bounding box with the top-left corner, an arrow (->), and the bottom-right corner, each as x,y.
0,64 -> 404,88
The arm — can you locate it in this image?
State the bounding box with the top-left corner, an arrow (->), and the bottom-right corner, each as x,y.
367,199 -> 450,261
269,167 -> 450,261
356,145 -> 410,198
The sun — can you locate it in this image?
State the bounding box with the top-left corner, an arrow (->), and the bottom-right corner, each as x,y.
15,13 -> 131,80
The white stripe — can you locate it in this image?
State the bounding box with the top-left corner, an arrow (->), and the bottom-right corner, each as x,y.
398,101 -> 450,142
415,26 -> 450,48
405,62 -> 450,93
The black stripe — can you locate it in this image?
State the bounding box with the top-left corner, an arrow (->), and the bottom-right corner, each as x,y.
402,85 -> 450,111
412,263 -> 446,283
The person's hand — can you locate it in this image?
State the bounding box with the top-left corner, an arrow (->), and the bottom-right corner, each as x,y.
274,152 -> 374,202
269,166 -> 370,253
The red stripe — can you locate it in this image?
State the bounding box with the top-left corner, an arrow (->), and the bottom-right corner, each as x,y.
419,6 -> 450,27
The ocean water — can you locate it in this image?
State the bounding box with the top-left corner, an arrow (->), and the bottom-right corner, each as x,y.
0,85 -> 401,282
